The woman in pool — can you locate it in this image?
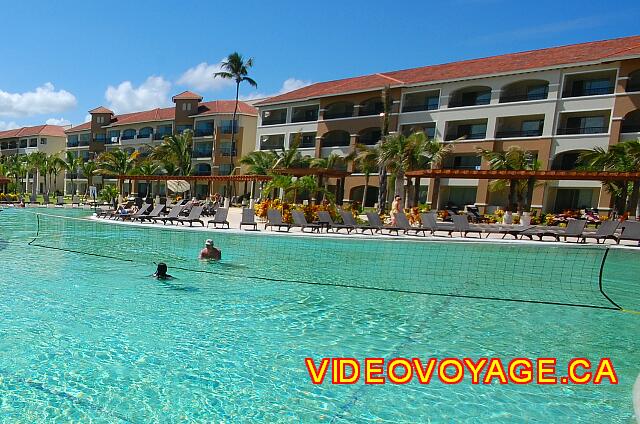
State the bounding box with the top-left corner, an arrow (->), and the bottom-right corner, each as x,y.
153,262 -> 173,279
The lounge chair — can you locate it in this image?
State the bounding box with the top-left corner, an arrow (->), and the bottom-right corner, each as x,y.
239,208 -> 258,231
207,207 -> 230,229
395,212 -> 429,236
521,219 -> 586,242
365,212 -> 403,235
580,220 -> 619,244
177,205 -> 205,226
265,209 -> 292,232
317,211 -> 354,234
71,195 -> 80,207
136,204 -> 165,222
152,204 -> 185,225
43,193 -> 50,205
617,221 -> 640,245
339,210 -> 377,235
117,203 -> 151,221
29,193 -> 38,204
451,215 -> 483,238
291,210 -> 322,233
56,196 -> 64,206
419,212 -> 454,235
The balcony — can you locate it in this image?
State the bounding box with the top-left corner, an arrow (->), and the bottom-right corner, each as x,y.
105,137 -> 119,145
445,120 -> 488,141
358,98 -> 384,116
121,134 -> 136,141
136,133 -> 152,141
495,129 -> 543,138
153,132 -> 169,140
562,71 -> 616,98
448,86 -> 492,108
499,80 -> 549,103
194,128 -> 214,137
323,102 -> 354,120
261,109 -> 287,126
292,105 -> 319,123
67,141 -> 79,148
192,149 -> 213,158
499,91 -> 548,103
402,91 -> 439,112
556,127 -> 608,135
219,122 -> 238,134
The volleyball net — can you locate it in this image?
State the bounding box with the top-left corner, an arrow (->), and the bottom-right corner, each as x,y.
24,211 -> 635,311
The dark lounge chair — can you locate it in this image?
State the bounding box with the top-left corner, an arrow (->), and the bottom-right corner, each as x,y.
291,210 -> 322,233
317,211 -> 354,234
239,208 -> 258,231
521,219 -> 587,242
265,209 -> 292,232
580,220 -> 619,244
152,204 -> 185,225
207,207 -> 230,229
120,203 -> 151,221
365,212 -> 403,235
451,214 -> 509,238
618,221 -> 640,245
419,212 -> 454,236
395,212 -> 429,236
177,205 -> 205,226
136,204 -> 165,222
339,210 -> 377,235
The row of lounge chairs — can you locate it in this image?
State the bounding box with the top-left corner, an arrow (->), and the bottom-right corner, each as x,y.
96,202 -> 230,228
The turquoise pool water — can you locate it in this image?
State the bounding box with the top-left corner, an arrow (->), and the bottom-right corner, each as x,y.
0,208 -> 638,422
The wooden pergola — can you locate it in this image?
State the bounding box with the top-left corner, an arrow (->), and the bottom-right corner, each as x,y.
272,168 -> 352,204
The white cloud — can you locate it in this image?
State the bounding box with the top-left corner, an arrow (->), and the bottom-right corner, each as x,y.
45,117 -> 71,126
240,78 -> 312,100
176,61 -> 234,92
0,83 -> 77,117
105,76 -> 172,114
0,121 -> 19,131
84,114 -> 91,123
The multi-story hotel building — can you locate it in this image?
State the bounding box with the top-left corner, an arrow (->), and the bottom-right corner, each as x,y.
255,35 -> 640,213
0,124 -> 67,194
64,91 -> 257,198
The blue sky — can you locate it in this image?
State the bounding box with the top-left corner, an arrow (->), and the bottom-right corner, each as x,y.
1,0 -> 639,129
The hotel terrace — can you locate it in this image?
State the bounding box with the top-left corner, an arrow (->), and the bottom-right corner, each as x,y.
64,91 -> 257,198
254,35 -> 640,213
0,124 -> 67,193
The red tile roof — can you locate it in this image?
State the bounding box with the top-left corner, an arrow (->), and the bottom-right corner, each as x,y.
196,100 -> 257,116
256,35 -> 640,105
0,124 -> 66,140
89,106 -> 114,114
64,100 -> 256,133
172,91 -> 203,101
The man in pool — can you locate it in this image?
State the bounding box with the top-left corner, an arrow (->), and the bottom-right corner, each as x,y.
153,262 -> 174,279
199,239 -> 221,261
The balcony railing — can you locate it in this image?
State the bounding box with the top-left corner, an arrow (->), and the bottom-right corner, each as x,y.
499,92 -> 548,103
448,98 -> 491,108
402,103 -> 439,112
136,133 -> 152,140
445,132 -> 486,141
192,149 -> 213,158
67,141 -> 79,148
621,124 -> 640,133
563,86 -> 614,97
557,126 -> 608,135
323,111 -> 353,120
260,141 -> 284,150
495,129 -> 543,138
261,117 -> 286,126
194,128 -> 214,137
121,134 -> 136,141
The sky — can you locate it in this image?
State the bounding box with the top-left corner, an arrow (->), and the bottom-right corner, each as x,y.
1,0 -> 639,130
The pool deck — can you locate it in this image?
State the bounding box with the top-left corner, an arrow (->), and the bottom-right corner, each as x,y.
10,203 -> 638,249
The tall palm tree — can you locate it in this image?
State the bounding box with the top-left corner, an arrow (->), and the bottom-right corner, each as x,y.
79,159 -> 98,196
409,134 -> 452,208
48,154 -> 65,195
311,152 -> 347,201
214,52 -> 258,196
151,131 -> 193,176
378,133 -> 420,201
136,160 -> 161,197
377,85 -> 392,213
96,149 -> 140,195
61,151 -> 82,195
25,151 -> 47,199
353,144 -> 380,208
239,150 -> 277,175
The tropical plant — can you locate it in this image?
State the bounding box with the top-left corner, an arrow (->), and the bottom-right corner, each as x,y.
151,131 -> 193,176
239,150 -> 277,175
311,152 -> 348,201
136,160 -> 162,197
353,144 -> 380,208
79,159 -> 98,196
214,52 -> 258,196
99,185 -> 119,206
25,151 -> 47,199
96,148 -> 140,194
61,151 -> 82,195
478,146 -> 540,212
377,85 -> 392,213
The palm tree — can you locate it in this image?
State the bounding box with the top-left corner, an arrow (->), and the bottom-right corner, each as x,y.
25,151 -> 47,199
48,154 -> 65,195
239,150 -> 277,198
61,151 -> 82,195
377,85 -> 392,213
311,153 -> 347,201
136,160 -> 161,197
478,146 -> 540,212
408,134 -> 452,208
79,159 -> 98,196
353,144 -> 380,208
96,149 -> 140,195
151,131 -> 193,176
378,133 -> 418,202
214,52 -> 258,196
5,155 -> 26,193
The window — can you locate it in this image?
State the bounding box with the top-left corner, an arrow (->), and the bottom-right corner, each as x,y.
451,155 -> 481,170
96,116 -> 105,124
220,120 -> 238,134
261,109 -> 287,125
79,133 -> 90,143
219,164 -> 233,175
138,127 -> 153,139
182,102 -> 192,111
122,129 -> 136,140
67,135 -> 79,147
456,123 -> 487,139
292,105 -> 319,122
566,116 -> 606,134
526,85 -> 548,100
40,138 -> 47,145
219,141 -> 236,156
29,138 -> 38,147
260,134 -> 285,150
403,92 -> 440,112
175,125 -> 192,134
195,120 -> 214,137
521,120 -> 544,136
155,125 -> 172,139
290,132 -> 316,148
20,139 -> 27,148
402,124 -> 436,138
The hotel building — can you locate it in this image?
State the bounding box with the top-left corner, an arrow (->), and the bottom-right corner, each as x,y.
64,91 -> 257,198
254,35 -> 640,213
0,124 -> 68,194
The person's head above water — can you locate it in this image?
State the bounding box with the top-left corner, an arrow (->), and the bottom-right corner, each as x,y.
155,262 -> 169,278
205,239 -> 213,248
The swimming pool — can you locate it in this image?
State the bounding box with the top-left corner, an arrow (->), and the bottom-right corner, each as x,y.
0,208 -> 638,422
